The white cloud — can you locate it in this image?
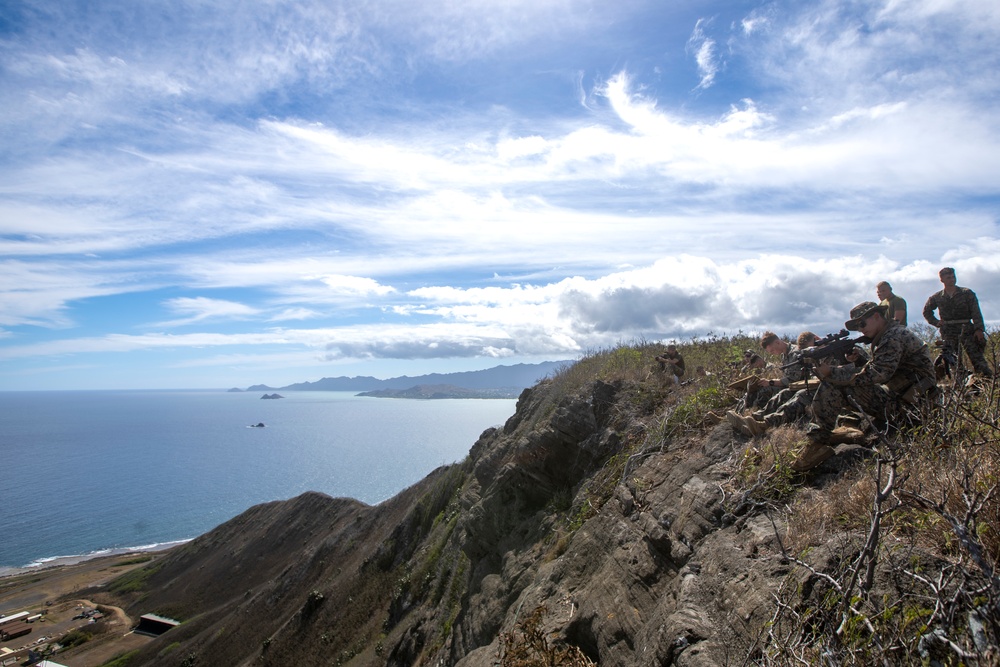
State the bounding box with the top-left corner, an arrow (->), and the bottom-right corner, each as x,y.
154,297 -> 261,327
2,0 -> 1000,390
496,135 -> 549,162
688,19 -> 720,89
2,245 -> 998,375
741,9 -> 771,36
269,308 -> 324,322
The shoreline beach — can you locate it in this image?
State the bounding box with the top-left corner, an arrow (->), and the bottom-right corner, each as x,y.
0,541 -> 184,581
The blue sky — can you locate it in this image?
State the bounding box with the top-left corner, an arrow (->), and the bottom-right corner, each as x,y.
2,0 -> 999,390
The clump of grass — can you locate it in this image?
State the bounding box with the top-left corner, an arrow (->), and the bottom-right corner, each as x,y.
498,606 -> 595,667
725,426 -> 805,514
106,562 -> 162,595
61,628 -> 94,648
746,359 -> 1000,665
114,555 -> 154,567
99,650 -> 140,667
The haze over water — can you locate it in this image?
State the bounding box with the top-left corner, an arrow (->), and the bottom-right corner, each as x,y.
0,390 -> 516,572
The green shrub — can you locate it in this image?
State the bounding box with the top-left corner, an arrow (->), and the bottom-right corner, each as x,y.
99,650 -> 139,667
106,563 -> 162,595
60,628 -> 93,648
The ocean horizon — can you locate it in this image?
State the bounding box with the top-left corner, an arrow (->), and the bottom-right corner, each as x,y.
0,390 -> 517,575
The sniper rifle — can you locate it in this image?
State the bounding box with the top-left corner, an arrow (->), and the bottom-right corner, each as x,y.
799,329 -> 870,365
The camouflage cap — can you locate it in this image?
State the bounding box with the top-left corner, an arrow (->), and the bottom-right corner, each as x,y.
845,301 -> 888,331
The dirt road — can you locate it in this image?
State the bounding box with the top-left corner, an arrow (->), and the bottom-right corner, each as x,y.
0,553 -> 166,666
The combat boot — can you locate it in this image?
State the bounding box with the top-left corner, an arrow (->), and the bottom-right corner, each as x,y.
703,411 -> 725,426
726,410 -> 769,437
791,442 -> 836,472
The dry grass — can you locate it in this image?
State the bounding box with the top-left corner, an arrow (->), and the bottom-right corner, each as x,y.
498,606 -> 595,667
726,426 -> 806,510
741,355 -> 1000,665
791,377 -> 999,564
785,466 -> 873,550
546,333 -> 760,400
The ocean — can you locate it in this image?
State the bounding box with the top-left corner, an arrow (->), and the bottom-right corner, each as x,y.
0,390 -> 517,573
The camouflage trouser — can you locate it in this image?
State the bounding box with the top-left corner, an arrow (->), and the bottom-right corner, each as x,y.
941,324 -> 993,377
809,375 -> 892,431
746,384 -> 782,411
761,388 -> 816,428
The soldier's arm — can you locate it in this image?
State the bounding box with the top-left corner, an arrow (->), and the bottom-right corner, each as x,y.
892,298 -> 906,324
922,294 -> 940,327
863,338 -> 903,385
823,362 -> 860,385
969,291 -> 986,332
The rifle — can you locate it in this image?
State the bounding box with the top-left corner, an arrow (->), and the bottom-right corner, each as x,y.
795,329 -> 871,366
933,339 -> 958,379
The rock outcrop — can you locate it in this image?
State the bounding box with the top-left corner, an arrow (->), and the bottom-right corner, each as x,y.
76,353 -> 998,667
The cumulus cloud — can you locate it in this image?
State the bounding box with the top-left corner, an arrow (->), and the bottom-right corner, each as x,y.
323,337 -> 517,361
1,245 -> 998,376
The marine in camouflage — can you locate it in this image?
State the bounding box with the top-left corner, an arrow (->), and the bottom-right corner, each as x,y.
923,285 -> 992,376
809,318 -> 935,435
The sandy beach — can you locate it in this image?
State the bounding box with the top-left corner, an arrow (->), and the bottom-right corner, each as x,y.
0,552 -> 161,614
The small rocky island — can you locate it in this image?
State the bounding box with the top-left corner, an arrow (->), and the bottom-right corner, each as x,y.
260,393 -> 284,399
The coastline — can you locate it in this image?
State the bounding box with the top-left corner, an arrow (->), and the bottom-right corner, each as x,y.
0,540 -> 187,580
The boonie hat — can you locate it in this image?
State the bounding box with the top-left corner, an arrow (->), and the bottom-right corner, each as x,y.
845,301 -> 888,331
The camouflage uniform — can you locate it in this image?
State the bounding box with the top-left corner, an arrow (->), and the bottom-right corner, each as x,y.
755,343 -> 871,427
809,322 -> 935,435
922,287 -> 993,376
759,387 -> 815,427
747,343 -> 802,410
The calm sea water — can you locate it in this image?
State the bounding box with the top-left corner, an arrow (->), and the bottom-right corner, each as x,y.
0,390 -> 516,572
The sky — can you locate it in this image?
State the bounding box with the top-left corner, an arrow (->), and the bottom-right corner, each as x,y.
2,0 -> 999,390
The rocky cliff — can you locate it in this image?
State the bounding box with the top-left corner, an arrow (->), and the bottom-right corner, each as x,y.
81,339 -> 1000,667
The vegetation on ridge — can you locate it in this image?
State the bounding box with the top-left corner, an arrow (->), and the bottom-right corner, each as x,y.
522,333 -> 1000,664
72,332 -> 999,667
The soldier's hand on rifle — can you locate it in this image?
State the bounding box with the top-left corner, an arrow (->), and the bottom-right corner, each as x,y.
845,347 -> 861,363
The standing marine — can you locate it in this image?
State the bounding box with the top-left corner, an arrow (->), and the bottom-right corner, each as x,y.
922,267 -> 993,377
876,280 -> 907,326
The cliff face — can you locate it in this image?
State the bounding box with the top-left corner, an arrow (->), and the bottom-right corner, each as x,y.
446,380 -> 795,667
83,348 -> 1000,667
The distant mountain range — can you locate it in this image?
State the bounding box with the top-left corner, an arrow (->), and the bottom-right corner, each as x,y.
356,384 -> 528,399
230,361 -> 572,396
